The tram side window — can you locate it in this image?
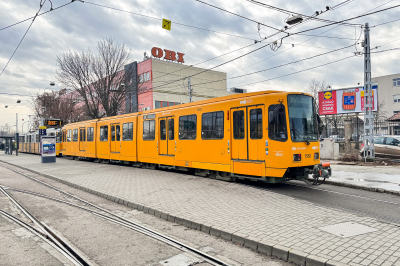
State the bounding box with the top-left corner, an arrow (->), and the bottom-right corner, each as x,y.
233,111 -> 245,139
168,119 -> 174,140
67,130 -> 72,142
179,115 -> 197,140
143,120 -> 155,140
100,126 -> 108,141
268,104 -> 287,141
79,128 -> 86,142
160,120 -> 166,140
122,123 -> 133,141
87,127 -> 94,142
250,108 -> 263,139
73,129 -> 78,142
202,111 -> 224,139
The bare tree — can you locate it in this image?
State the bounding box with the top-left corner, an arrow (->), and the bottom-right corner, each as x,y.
306,78 -> 331,115
0,124 -> 12,137
30,89 -> 85,129
55,38 -> 148,119
373,100 -> 388,123
325,114 -> 344,137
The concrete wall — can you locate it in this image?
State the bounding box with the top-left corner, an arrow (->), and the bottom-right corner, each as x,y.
320,138 -> 340,160
151,58 -> 232,105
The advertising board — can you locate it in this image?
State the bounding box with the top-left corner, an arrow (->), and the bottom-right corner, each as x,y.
41,136 -> 56,163
319,85 -> 378,115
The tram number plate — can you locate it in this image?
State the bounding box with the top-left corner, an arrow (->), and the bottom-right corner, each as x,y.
305,154 -> 311,158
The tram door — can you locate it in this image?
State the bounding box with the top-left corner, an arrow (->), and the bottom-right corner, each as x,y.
79,127 -> 86,151
159,117 -> 175,155
231,105 -> 264,161
110,124 -> 121,153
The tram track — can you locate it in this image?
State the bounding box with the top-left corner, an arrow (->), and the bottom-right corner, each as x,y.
0,186 -> 91,266
0,164 -> 231,266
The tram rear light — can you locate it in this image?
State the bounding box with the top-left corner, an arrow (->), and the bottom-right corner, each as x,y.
227,110 -> 229,120
314,153 -> 319,159
293,154 -> 301,161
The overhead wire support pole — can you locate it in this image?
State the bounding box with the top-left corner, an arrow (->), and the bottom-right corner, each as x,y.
363,22 -> 374,160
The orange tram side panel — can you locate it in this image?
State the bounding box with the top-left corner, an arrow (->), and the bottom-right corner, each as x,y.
60,91 -> 323,184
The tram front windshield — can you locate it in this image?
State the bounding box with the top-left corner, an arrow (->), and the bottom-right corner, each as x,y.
287,94 -> 318,143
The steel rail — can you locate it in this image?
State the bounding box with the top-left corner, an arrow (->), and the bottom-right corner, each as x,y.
0,165 -> 231,266
0,186 -> 89,266
4,186 -> 228,265
0,210 -> 84,266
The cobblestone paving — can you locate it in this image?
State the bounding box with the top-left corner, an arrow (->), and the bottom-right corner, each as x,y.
1,154 -> 400,266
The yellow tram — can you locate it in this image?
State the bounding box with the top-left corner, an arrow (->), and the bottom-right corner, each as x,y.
61,91 -> 331,183
18,128 -> 62,156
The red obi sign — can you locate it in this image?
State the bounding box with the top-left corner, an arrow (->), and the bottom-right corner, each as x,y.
151,47 -> 185,63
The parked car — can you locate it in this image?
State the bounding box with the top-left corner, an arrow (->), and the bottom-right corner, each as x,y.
360,135 -> 400,159
329,135 -> 345,141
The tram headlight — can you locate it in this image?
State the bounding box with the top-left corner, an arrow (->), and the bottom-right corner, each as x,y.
293,154 -> 301,161
314,153 -> 319,159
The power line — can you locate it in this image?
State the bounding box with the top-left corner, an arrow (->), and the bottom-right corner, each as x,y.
245,0 -> 361,27
192,43 -> 356,86
84,1 -> 258,41
228,0 -> 396,77
147,3 -> 400,92
0,1 -> 47,78
371,18 -> 400,28
291,4 -> 400,36
193,0 -> 281,31
0,1 -> 76,31
0,92 -> 32,97
370,48 -> 400,53
147,42 -> 355,96
237,54 -> 357,87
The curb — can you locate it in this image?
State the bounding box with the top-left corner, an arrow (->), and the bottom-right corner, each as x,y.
0,160 -> 356,266
318,178 -> 400,196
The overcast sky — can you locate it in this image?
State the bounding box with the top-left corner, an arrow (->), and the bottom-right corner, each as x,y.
0,0 -> 399,131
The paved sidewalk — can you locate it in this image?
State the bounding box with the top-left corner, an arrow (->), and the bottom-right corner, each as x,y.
327,163 -> 400,194
1,154 -> 400,266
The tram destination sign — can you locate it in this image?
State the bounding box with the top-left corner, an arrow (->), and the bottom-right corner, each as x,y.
45,119 -> 62,127
318,85 -> 378,115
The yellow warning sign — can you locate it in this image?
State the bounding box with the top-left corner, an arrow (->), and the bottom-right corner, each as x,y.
162,18 -> 171,31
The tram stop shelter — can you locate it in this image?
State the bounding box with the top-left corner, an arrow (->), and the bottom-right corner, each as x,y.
0,133 -> 19,156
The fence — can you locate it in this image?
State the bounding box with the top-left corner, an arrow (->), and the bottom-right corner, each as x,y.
321,116 -> 400,138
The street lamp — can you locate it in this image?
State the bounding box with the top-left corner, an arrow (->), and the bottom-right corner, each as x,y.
21,120 -> 30,134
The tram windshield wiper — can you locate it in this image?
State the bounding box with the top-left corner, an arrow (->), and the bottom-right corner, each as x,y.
291,127 -> 310,145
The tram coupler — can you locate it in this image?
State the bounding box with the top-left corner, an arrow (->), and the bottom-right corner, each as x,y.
301,163 -> 332,186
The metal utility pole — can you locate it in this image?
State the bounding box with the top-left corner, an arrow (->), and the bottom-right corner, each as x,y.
188,77 -> 192,103
15,113 -> 18,156
362,23 -> 374,160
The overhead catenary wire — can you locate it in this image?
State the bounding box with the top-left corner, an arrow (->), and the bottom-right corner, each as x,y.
245,0 -> 361,27
147,4 -> 400,92
228,0 -> 396,77
371,17 -> 400,27
237,54 -> 357,87
0,1 -> 48,78
181,43 -> 357,88
0,1 -> 76,31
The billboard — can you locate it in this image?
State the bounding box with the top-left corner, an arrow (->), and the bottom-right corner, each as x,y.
319,85 -> 378,115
